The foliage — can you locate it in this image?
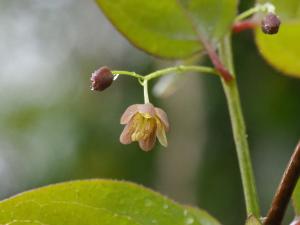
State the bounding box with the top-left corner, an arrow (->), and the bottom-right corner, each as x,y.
256,0 -> 300,78
293,180 -> 300,216
0,0 -> 300,224
96,0 -> 238,58
0,180 -> 220,225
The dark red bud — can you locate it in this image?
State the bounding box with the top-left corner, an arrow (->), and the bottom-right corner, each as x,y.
91,66 -> 113,91
261,13 -> 281,34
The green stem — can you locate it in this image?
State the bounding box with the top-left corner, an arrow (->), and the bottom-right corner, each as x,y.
143,80 -> 150,104
113,66 -> 217,82
235,3 -> 276,22
113,66 -> 217,105
218,35 -> 260,217
112,70 -> 144,80
145,65 -> 217,81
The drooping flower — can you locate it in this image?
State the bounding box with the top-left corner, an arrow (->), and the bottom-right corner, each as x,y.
120,103 -> 169,151
91,66 -> 113,91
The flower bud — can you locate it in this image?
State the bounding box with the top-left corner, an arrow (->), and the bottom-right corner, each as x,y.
91,66 -> 113,91
261,13 -> 281,34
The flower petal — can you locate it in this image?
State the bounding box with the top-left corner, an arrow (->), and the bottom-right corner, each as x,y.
137,103 -> 156,118
155,107 -> 169,131
120,104 -> 139,124
156,119 -> 168,147
138,130 -> 157,151
119,119 -> 135,144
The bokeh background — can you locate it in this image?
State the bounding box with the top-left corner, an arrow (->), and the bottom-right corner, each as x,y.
0,0 -> 299,224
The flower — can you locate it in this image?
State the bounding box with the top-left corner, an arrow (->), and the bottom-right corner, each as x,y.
91,66 -> 113,91
120,103 -> 169,151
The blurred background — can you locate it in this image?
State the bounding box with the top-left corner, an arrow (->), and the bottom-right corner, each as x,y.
0,0 -> 299,224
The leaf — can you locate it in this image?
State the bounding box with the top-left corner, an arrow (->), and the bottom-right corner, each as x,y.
187,207 -> 222,225
96,0 -> 238,59
257,0 -> 300,20
292,180 -> 300,215
245,215 -> 263,225
0,179 -> 221,225
255,0 -> 300,78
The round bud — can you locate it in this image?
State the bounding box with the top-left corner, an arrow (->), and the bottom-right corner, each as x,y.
261,13 -> 281,34
91,66 -> 113,91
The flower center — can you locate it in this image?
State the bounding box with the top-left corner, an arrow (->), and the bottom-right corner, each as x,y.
131,113 -> 156,141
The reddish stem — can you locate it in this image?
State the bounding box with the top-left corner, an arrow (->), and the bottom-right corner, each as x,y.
264,141 -> 300,225
202,40 -> 233,82
174,0 -> 233,82
232,20 -> 258,33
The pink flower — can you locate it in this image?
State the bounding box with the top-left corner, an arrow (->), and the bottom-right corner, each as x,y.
120,103 -> 169,151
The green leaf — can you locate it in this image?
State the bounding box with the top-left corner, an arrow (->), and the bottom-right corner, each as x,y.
255,0 -> 300,78
292,180 -> 300,215
245,215 -> 262,225
187,207 -> 222,225
96,0 -> 238,59
257,0 -> 300,20
0,179 -> 221,225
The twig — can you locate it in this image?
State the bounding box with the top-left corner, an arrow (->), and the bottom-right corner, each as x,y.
264,141 -> 300,225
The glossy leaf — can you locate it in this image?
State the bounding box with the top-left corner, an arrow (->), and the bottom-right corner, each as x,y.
96,0 -> 238,59
0,180 -> 221,225
292,180 -> 300,215
245,216 -> 263,225
256,0 -> 300,78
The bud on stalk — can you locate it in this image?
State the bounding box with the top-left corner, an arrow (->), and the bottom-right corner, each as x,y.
91,66 -> 113,91
261,13 -> 281,35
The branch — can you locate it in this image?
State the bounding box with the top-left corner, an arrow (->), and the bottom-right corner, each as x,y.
264,141 -> 300,225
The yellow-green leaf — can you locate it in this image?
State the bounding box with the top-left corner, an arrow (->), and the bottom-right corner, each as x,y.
96,0 -> 238,59
0,179 -> 221,225
256,0 -> 300,78
292,180 -> 300,215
